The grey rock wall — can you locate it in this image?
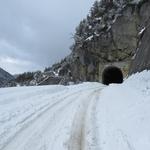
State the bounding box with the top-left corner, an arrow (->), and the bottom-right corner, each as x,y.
67,2 -> 141,82
129,0 -> 150,74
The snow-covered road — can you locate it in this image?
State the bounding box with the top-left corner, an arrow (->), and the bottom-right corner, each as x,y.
1,71 -> 150,150
0,83 -> 104,150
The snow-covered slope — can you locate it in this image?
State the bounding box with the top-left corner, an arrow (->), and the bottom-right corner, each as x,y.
0,70 -> 150,150
97,70 -> 150,150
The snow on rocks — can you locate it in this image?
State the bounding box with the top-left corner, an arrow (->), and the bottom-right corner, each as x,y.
131,0 -> 143,4
138,27 -> 146,36
85,35 -> 94,41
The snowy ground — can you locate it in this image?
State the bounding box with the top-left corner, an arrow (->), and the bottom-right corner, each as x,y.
97,70 -> 150,150
0,70 -> 150,150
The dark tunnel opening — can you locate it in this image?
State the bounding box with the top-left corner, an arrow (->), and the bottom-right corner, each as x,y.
102,66 -> 123,85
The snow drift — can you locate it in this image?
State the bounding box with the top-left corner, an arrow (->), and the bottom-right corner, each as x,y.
97,70 -> 150,150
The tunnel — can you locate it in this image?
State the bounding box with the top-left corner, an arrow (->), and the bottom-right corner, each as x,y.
102,66 -> 123,85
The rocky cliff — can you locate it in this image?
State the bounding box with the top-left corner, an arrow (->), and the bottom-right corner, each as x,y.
129,0 -> 150,74
51,0 -> 148,83
12,0 -> 150,86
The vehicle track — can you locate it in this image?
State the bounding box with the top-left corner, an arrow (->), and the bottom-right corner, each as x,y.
68,88 -> 102,150
1,86 -> 102,150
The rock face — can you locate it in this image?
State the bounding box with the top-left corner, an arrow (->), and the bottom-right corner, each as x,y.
129,0 -> 150,74
52,0 -> 146,83
0,68 -> 16,88
15,71 -> 61,86
5,0 -> 150,87
16,0 -> 149,86
38,76 -> 62,86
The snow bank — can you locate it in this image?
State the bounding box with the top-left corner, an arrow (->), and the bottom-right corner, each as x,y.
97,70 -> 150,150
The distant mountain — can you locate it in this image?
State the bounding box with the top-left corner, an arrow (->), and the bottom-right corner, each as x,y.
0,67 -> 16,88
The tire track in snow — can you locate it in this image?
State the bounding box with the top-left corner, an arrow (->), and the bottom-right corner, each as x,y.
0,89 -> 82,150
83,90 -> 101,150
1,86 -> 101,150
68,88 -> 102,150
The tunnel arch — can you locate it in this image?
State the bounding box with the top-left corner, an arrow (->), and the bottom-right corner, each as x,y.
102,66 -> 123,85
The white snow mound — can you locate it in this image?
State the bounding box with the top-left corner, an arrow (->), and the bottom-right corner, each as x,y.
97,70 -> 150,150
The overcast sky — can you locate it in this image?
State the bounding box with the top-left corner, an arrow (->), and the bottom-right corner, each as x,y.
0,0 -> 95,74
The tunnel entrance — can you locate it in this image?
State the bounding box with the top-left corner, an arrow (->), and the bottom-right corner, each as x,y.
102,66 -> 123,85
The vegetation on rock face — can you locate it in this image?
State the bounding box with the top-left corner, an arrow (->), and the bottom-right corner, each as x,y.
15,72 -> 34,85
3,0 -> 149,87
22,0 -> 144,86
60,0 -> 144,82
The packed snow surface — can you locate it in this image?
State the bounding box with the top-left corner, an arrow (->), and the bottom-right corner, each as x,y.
0,70 -> 150,150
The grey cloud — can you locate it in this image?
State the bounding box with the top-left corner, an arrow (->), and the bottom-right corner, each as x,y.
0,0 -> 95,74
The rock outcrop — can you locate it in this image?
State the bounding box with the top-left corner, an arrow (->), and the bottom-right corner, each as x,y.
9,0 -> 150,87
0,67 -> 16,88
129,0 -> 150,74
52,0 -> 146,83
